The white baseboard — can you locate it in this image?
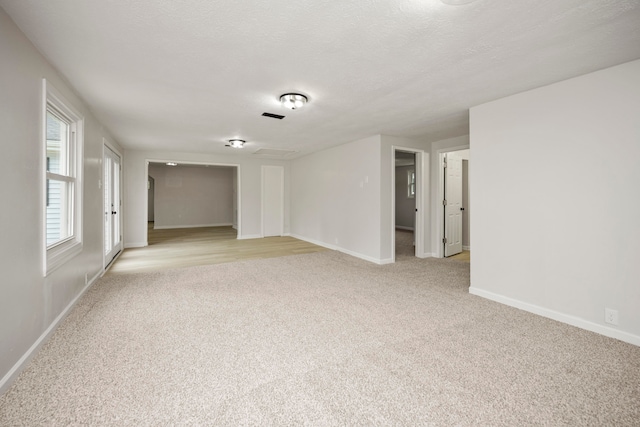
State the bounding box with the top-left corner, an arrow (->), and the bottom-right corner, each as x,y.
469,287 -> 640,347
290,234 -> 337,250
416,252 -> 434,259
0,272 -> 102,395
463,245 -> 471,251
87,270 -> 101,286
237,234 -> 262,240
341,248 -> 388,265
124,242 -> 148,249
290,234 -> 389,265
395,226 -> 414,231
153,223 -> 232,230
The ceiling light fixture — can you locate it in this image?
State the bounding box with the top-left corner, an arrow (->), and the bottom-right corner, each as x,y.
280,93 -> 308,110
228,139 -> 245,148
166,162 -> 177,166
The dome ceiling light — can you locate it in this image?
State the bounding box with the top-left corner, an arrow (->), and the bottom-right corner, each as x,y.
280,93 -> 308,110
227,139 -> 245,148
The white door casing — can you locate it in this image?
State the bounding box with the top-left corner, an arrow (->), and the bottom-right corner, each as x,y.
261,165 -> 284,237
444,153 -> 463,257
104,145 -> 122,266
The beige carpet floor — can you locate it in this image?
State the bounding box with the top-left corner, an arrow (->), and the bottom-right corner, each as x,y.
1,251 -> 639,425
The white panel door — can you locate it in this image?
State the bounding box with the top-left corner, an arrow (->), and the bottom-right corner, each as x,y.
104,146 -> 122,266
262,165 -> 284,237
444,154 -> 463,257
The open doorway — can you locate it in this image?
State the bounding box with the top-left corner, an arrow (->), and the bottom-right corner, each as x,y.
145,161 -> 240,246
147,176 -> 155,222
392,147 -> 426,262
395,151 -> 416,258
439,149 -> 470,260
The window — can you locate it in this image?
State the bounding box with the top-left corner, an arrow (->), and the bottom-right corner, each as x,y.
408,169 -> 415,198
43,80 -> 83,275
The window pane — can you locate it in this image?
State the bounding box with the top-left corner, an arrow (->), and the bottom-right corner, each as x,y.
46,109 -> 69,175
408,169 -> 415,198
46,179 -> 73,246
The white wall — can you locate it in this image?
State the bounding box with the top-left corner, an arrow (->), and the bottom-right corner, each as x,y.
148,164 -> 234,229
470,59 -> 640,345
0,7 -> 124,392
290,135 -> 383,262
290,135 -> 429,263
124,151 -> 289,247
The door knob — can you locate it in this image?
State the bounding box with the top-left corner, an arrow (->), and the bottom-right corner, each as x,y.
460,207 -> 465,211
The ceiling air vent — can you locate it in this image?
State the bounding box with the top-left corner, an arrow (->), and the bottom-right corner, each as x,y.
262,112 -> 285,120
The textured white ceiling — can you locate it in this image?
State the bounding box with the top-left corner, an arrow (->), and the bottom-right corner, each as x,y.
2,0 -> 639,158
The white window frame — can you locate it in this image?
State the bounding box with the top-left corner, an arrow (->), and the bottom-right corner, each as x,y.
407,168 -> 416,199
43,79 -> 84,275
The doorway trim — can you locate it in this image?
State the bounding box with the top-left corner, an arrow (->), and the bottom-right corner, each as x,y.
434,144 -> 469,258
102,138 -> 123,273
143,159 -> 242,246
391,145 -> 427,261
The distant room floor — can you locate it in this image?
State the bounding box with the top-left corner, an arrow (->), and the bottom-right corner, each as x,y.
395,229 -> 470,262
108,224 -> 327,274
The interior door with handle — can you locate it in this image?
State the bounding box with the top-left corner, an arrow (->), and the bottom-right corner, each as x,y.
444,153 -> 463,257
104,145 -> 122,266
